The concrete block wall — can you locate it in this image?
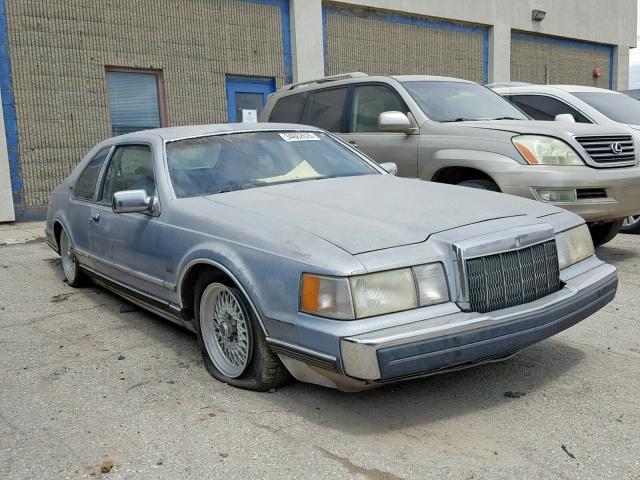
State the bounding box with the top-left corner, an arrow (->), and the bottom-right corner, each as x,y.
4,0 -> 287,214
324,5 -> 487,83
511,33 -> 612,88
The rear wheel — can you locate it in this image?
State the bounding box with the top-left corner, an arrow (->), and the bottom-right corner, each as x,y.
588,219 -> 624,247
59,229 -> 87,287
457,179 -> 500,192
621,215 -> 640,234
194,272 -> 291,391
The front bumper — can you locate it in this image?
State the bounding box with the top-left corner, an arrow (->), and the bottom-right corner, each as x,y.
493,165 -> 640,223
340,262 -> 617,381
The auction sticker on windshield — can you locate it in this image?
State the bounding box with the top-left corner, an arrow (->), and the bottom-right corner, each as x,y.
279,132 -> 321,142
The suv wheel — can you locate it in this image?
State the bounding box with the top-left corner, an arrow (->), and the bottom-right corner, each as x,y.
621,215 -> 640,234
457,179 -> 500,192
588,220 -> 624,247
194,272 -> 291,391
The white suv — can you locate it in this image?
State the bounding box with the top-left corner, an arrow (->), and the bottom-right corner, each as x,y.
490,83 -> 640,233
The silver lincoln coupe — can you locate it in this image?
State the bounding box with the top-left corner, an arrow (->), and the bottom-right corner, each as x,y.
45,124 -> 617,391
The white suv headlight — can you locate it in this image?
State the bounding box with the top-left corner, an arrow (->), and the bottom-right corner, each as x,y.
513,135 -> 584,166
300,263 -> 449,320
556,224 -> 595,269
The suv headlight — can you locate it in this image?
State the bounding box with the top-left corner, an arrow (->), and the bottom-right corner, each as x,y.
300,263 -> 449,320
556,224 -> 594,269
513,135 -> 584,166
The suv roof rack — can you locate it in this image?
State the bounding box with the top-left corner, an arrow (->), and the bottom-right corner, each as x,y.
278,72 -> 368,92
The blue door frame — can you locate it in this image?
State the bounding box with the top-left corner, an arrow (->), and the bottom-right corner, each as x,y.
225,76 -> 276,122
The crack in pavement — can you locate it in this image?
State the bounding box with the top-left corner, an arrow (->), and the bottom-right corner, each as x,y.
317,446 -> 405,480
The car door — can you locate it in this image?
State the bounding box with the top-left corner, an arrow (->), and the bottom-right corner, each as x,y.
91,143 -> 169,298
66,146 -> 112,269
340,84 -> 419,178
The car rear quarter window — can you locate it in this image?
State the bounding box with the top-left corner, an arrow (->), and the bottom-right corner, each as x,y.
511,95 -> 591,123
269,93 -> 307,123
73,147 -> 111,201
304,88 -> 347,132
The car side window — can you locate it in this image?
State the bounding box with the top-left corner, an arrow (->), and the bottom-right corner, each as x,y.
304,88 -> 347,132
512,95 -> 591,123
99,145 -> 155,203
73,147 -> 111,201
269,93 -> 307,123
350,85 -> 408,133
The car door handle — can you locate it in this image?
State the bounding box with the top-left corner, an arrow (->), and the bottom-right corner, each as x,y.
89,213 -> 100,223
348,141 -> 360,148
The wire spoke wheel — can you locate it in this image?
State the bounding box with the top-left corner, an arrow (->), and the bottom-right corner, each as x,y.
200,283 -> 252,378
60,230 -> 78,282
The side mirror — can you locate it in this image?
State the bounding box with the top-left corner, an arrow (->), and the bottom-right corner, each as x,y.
379,162 -> 398,175
112,190 -> 152,214
378,111 -> 412,133
554,113 -> 576,123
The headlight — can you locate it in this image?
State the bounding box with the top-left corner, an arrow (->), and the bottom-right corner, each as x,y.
556,224 -> 595,269
513,135 -> 584,166
300,264 -> 449,320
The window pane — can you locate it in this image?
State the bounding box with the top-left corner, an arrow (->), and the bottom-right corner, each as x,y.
573,91 -> 640,124
269,93 -> 307,123
513,95 -> 586,122
73,147 -> 111,200
351,85 -> 406,133
305,88 -> 347,132
107,71 -> 161,136
100,145 -> 155,202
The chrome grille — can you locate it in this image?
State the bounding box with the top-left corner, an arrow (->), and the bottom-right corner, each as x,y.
574,135 -> 636,167
466,241 -> 561,314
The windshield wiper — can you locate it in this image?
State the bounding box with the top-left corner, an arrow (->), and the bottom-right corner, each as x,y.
441,117 -> 480,123
491,116 -> 522,120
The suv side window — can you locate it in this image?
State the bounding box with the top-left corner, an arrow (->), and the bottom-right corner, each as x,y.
511,95 -> 591,123
99,144 -> 155,203
73,147 -> 111,201
350,85 -> 408,133
269,93 -> 307,123
304,88 -> 347,132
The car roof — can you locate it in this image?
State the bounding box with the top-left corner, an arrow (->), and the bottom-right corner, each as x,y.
106,123 -> 323,142
494,84 -> 619,95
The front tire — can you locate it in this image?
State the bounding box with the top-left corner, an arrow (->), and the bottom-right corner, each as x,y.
457,179 -> 500,192
194,272 -> 291,391
621,215 -> 640,234
59,229 -> 87,287
588,219 -> 624,247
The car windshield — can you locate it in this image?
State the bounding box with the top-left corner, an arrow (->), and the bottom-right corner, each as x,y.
402,81 -> 529,122
165,131 -> 378,197
572,91 -> 640,125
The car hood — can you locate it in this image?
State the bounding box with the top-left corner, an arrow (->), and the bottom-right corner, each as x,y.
450,119 -> 629,137
203,175 -> 562,255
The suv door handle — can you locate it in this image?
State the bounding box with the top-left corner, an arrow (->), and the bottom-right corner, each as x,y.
89,213 -> 100,223
348,140 -> 360,148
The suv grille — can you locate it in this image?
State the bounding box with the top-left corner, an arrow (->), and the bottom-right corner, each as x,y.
574,135 -> 636,167
466,241 -> 561,314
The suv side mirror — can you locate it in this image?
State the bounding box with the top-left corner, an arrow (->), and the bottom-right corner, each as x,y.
379,162 -> 398,175
378,111 -> 412,133
112,190 -> 152,214
554,113 -> 576,123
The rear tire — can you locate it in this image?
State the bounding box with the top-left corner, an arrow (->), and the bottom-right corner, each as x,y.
621,215 -> 640,234
457,179 -> 500,192
59,229 -> 87,287
588,220 -> 624,247
194,271 -> 291,391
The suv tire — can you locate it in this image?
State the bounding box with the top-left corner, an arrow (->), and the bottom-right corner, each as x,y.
621,215 -> 640,234
457,179 -> 500,192
588,220 -> 624,247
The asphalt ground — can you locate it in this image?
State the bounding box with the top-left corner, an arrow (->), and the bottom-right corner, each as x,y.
1,234 -> 639,479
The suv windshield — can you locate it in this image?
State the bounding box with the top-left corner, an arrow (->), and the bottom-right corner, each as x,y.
166,131 -> 378,197
572,91 -> 640,125
402,81 -> 528,122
